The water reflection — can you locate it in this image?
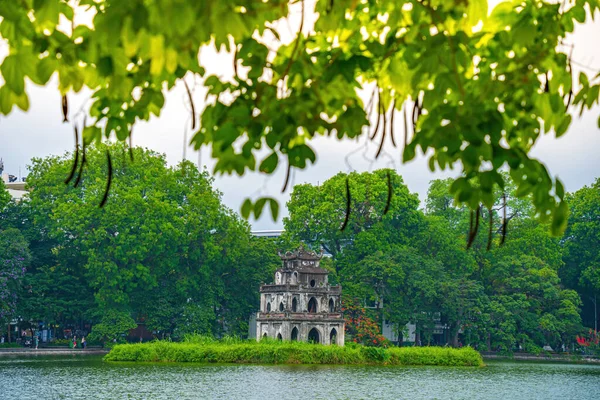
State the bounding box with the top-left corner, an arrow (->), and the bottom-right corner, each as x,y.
0,356 -> 598,400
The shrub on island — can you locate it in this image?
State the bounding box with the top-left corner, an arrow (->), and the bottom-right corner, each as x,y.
104,336 -> 483,367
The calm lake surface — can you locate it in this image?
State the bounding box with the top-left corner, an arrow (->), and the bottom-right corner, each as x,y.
0,355 -> 598,399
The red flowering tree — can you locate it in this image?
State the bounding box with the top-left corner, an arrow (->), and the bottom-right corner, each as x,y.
576,329 -> 599,356
342,296 -> 389,347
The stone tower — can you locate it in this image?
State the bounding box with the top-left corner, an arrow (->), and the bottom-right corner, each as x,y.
256,247 -> 345,345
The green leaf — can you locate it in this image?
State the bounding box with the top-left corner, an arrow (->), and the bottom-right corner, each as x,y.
35,0 -> 60,30
0,86 -> 15,114
586,85 -> 599,108
165,48 -> 178,74
571,5 -> 586,23
268,198 -> 279,221
120,18 -> 139,58
13,91 -> 29,111
241,198 -> 252,219
35,57 -> 58,85
555,114 -> 571,138
466,0 -> 488,27
403,143 -> 416,162
83,126 -> 102,145
254,198 -> 267,219
555,179 -> 565,200
259,152 -> 279,174
150,35 -> 165,76
579,72 -> 589,88
1,55 -> 25,95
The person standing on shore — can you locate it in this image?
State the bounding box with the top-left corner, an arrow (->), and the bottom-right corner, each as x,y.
34,335 -> 39,350
73,336 -> 77,349
81,337 -> 86,349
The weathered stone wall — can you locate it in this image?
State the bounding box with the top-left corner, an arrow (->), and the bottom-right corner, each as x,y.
257,320 -> 345,345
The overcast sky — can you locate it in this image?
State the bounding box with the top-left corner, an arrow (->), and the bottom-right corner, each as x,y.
0,3 -> 599,230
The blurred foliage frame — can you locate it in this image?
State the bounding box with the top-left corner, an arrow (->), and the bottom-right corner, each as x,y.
1,0 -> 600,234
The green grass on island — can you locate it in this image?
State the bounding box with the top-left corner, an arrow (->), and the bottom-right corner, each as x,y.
104,336 -> 483,367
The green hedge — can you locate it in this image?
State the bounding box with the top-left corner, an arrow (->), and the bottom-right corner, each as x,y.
0,343 -> 22,348
104,339 -> 483,367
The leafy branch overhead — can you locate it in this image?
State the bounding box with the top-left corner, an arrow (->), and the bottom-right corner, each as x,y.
1,0 -> 599,233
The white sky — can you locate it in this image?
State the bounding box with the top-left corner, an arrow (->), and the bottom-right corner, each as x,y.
0,2 -> 599,230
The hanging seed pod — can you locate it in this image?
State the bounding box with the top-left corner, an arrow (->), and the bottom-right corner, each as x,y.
99,150 -> 113,208
65,126 -> 79,185
383,171 -> 392,215
340,177 -> 351,231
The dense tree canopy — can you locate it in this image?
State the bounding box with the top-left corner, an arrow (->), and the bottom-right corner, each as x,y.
0,144 -> 280,341
1,0 -> 599,232
0,227 -> 31,326
284,170 -> 593,352
562,178 -> 600,331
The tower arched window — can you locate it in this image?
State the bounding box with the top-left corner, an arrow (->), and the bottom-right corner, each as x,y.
279,302 -> 284,312
292,297 -> 298,312
329,298 -> 335,313
266,302 -> 271,312
308,297 -> 318,313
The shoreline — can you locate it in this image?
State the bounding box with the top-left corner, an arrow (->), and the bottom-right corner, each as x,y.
0,347 -> 109,356
482,352 -> 600,364
3,346 -> 598,365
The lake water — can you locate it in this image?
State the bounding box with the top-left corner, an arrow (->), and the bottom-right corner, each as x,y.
0,355 -> 598,399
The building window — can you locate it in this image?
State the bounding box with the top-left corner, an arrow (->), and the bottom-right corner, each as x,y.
279,302 -> 284,312
266,303 -> 271,312
277,333 -> 282,340
291,327 -> 298,341
292,297 -> 298,312
329,298 -> 335,313
308,297 -> 318,313
310,279 -> 316,287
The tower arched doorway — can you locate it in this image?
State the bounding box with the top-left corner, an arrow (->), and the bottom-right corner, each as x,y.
291,327 -> 299,341
330,328 -> 338,345
308,328 -> 320,344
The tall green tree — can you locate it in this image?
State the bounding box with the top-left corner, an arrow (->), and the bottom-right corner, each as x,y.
15,144 -> 278,338
0,180 -> 10,210
284,169 -> 421,261
0,227 -> 31,330
562,178 -> 600,331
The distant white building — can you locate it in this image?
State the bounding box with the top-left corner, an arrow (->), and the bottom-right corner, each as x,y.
1,159 -> 27,201
251,229 -> 284,239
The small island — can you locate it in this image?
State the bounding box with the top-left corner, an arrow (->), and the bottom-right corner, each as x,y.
104,336 -> 483,367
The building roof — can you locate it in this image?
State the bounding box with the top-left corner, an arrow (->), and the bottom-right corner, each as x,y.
279,247 -> 323,261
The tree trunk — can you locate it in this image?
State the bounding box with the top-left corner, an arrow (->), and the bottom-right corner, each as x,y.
415,324 -> 421,346
451,320 -> 460,347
